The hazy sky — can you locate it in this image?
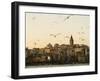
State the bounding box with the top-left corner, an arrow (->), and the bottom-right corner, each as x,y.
26,12 -> 90,49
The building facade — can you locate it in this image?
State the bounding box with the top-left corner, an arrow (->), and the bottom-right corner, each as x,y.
26,35 -> 89,66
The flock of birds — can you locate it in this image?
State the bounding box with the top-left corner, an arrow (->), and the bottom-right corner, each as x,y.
32,15 -> 86,46
32,14 -> 73,23
33,32 -> 86,46
49,33 -> 85,40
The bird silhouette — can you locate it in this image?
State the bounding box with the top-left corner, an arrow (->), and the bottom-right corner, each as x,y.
77,32 -> 85,34
79,38 -> 85,41
81,32 -> 85,34
78,32 -> 80,34
34,42 -> 37,45
49,33 -> 61,38
81,27 -> 84,30
63,15 -> 73,21
32,17 -> 36,20
65,35 -> 69,38
37,40 -> 40,42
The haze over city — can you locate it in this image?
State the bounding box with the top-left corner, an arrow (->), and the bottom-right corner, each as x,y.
25,12 -> 90,49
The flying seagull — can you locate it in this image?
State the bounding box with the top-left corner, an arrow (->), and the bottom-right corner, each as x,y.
81,27 -> 84,30
49,33 -> 61,38
65,35 -> 69,38
34,42 -> 37,45
32,17 -> 36,20
81,32 -> 85,34
77,32 -> 85,34
63,15 -> 73,21
37,40 -> 40,42
79,38 -> 85,41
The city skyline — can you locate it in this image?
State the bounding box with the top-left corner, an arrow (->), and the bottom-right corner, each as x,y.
26,12 -> 90,49
26,34 -> 89,66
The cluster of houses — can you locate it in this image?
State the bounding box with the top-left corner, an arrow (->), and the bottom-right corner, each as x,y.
26,35 -> 89,66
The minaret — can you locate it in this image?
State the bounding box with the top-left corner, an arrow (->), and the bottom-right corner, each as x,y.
70,35 -> 74,46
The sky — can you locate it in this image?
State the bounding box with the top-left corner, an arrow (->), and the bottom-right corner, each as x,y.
25,12 -> 90,49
